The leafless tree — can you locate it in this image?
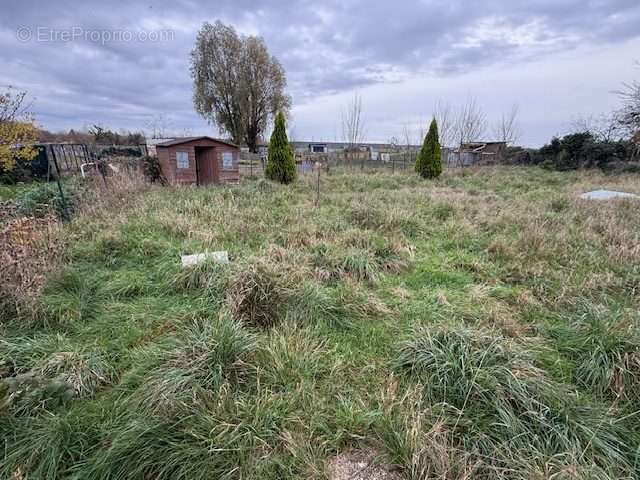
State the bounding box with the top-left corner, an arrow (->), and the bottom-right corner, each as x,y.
342,92 -> 365,148
493,104 -> 522,145
571,113 -> 621,142
191,21 -> 290,152
0,87 -> 32,123
616,63 -> 640,139
416,116 -> 427,146
433,100 -> 456,147
145,113 -> 173,139
401,122 -> 413,150
342,93 -> 366,167
454,97 -> 487,146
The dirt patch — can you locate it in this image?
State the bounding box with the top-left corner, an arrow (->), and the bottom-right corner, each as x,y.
328,450 -> 401,480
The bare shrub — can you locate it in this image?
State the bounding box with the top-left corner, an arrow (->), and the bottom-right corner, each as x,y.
0,214 -> 64,323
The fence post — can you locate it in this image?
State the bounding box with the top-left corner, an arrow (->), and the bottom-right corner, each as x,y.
314,161 -> 321,207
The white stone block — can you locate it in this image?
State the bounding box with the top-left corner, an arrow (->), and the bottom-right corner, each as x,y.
580,190 -> 639,200
181,251 -> 229,267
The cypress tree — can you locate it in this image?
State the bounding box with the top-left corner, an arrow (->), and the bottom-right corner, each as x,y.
265,112 -> 296,184
415,118 -> 442,179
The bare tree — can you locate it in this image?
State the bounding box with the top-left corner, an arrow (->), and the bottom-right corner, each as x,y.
616,64 -> 640,138
571,113 -> 620,142
494,104 -> 522,145
342,93 -> 365,148
191,21 -> 290,152
433,100 -> 456,147
145,113 -> 173,139
342,93 -> 366,167
454,97 -> 487,146
400,122 -> 415,167
401,122 -> 413,151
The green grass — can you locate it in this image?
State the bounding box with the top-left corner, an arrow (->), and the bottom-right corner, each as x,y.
2,166 -> 640,479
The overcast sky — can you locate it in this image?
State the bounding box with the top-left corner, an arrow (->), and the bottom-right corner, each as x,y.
1,0 -> 639,146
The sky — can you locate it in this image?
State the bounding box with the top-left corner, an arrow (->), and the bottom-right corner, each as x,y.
1,0 -> 639,147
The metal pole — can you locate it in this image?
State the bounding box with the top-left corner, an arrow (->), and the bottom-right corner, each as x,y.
49,145 -> 70,221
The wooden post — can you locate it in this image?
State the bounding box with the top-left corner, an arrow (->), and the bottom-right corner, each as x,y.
314,161 -> 321,207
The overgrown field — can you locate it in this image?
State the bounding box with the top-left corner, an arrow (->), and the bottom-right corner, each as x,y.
2,167 -> 640,479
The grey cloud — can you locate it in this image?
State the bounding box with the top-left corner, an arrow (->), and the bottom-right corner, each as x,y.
0,0 -> 639,142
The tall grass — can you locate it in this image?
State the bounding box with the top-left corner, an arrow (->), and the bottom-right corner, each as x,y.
392,325 -> 638,477
128,313 -> 255,416
4,167 -> 640,478
547,303 -> 640,404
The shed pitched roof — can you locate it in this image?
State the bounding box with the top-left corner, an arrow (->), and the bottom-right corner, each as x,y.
154,136 -> 237,148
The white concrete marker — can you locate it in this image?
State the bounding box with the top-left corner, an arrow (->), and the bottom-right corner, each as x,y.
580,190 -> 640,201
181,251 -> 229,267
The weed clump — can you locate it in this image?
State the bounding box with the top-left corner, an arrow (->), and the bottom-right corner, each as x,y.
311,235 -> 413,283
547,305 -> 640,403
172,259 -> 230,299
256,326 -> 328,390
39,350 -> 115,398
130,314 -> 255,416
1,344 -> 113,415
1,372 -> 74,415
226,260 -> 288,328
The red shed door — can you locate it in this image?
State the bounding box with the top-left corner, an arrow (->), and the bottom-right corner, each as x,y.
195,147 -> 217,185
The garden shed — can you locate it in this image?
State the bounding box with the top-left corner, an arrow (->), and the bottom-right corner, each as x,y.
155,137 -> 240,186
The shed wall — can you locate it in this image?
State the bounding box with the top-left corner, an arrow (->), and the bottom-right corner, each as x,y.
157,138 -> 240,186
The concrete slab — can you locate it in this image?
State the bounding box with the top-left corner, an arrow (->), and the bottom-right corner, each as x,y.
580,190 -> 640,201
181,251 -> 229,267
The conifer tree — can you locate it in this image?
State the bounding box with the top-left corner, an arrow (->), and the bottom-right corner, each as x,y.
265,112 -> 296,183
415,118 -> 442,179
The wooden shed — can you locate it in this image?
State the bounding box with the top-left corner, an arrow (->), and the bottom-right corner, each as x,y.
155,137 -> 240,186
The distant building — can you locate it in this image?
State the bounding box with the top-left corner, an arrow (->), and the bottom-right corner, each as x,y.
290,141 -> 417,159
443,141 -> 508,166
461,141 -> 507,159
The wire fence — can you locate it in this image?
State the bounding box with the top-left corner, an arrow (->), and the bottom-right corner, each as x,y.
239,150 -> 420,178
